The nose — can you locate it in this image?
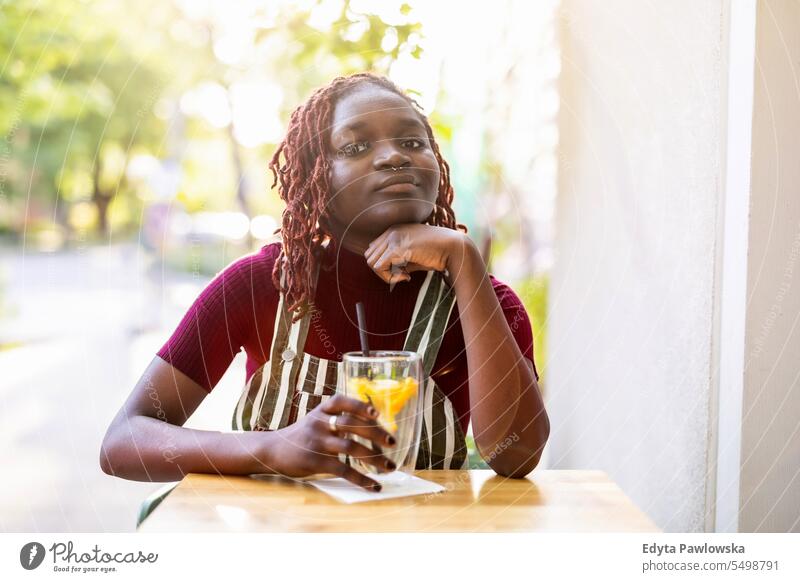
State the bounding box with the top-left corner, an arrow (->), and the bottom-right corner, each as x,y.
372,139 -> 412,171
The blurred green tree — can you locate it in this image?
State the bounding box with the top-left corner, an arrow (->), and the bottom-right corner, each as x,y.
175,0 -> 423,225
1,0 -> 173,237
1,0 -> 427,241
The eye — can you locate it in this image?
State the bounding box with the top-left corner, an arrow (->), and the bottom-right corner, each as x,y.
337,141 -> 370,158
402,138 -> 426,149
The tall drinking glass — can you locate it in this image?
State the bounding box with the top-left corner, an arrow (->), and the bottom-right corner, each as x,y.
342,351 -> 423,476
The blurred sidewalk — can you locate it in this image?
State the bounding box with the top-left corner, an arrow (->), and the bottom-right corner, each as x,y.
0,242 -> 246,532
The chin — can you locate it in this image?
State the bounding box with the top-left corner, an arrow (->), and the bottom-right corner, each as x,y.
365,203 -> 431,230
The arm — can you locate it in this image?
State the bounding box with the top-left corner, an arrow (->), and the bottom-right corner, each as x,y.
99,356 -> 396,489
99,355 -> 273,481
445,237 -> 550,477
365,225 -> 550,478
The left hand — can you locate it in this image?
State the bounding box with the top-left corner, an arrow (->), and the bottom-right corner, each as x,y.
364,224 -> 467,287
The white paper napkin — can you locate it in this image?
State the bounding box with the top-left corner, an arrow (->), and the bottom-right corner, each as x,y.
308,471 -> 444,503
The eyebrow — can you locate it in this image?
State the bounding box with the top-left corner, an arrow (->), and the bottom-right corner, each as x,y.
331,116 -> 426,138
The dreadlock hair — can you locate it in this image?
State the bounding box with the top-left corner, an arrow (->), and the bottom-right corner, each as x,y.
269,72 -> 464,322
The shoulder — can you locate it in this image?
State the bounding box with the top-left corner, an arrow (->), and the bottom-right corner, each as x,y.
446,273 -> 531,330
488,274 -> 527,311
197,241 -> 282,312
438,272 -> 538,379
220,240 -> 282,282
487,274 -> 538,377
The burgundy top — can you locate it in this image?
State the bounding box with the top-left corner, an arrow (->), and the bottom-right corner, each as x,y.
156,239 -> 539,434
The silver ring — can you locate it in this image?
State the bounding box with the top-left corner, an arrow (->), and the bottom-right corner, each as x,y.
328,414 -> 339,434
391,166 -> 399,171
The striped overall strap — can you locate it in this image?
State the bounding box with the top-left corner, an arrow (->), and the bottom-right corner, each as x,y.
403,270 -> 457,376
402,271 -> 467,470
232,258 -> 314,431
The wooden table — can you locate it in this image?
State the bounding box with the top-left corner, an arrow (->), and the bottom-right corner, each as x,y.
138,470 -> 659,532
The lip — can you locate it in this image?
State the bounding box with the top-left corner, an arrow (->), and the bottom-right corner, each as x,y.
374,173 -> 418,192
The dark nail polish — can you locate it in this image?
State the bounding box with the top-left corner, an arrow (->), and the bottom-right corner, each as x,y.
372,483 -> 382,492
386,435 -> 396,445
386,460 -> 396,470
367,406 -> 378,418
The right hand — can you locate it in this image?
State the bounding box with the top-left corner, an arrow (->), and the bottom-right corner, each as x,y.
261,394 -> 398,491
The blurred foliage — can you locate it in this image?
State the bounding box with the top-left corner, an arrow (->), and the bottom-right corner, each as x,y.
0,269 -> 5,320
255,2 -> 421,101
1,0 -> 175,240
1,0 -> 424,245
466,434 -> 490,470
516,274 -> 548,385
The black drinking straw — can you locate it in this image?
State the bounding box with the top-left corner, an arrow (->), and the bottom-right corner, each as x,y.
355,302 -> 370,357
356,303 -> 378,455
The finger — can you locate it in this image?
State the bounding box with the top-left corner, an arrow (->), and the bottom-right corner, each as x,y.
366,244 -> 395,270
366,259 -> 393,284
388,268 -> 411,291
320,393 -> 379,422
321,457 -> 382,491
321,436 -> 396,472
370,248 -> 402,282
378,249 -> 407,273
366,232 -> 385,252
334,413 -> 397,449
390,265 -> 410,282
364,239 -> 388,262
366,227 -> 394,254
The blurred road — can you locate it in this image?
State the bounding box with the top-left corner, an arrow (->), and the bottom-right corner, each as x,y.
0,243 -> 246,532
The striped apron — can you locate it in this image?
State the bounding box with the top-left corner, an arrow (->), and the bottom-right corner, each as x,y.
231,266 -> 469,470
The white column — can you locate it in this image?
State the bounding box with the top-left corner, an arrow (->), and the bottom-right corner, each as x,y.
552,0 -> 725,532
737,0 -> 800,533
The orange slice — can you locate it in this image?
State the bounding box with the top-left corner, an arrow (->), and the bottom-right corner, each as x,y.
348,377 -> 418,432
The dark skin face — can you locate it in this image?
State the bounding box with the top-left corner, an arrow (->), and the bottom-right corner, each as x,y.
325,84 -> 441,253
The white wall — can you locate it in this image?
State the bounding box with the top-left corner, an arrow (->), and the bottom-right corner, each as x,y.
550,0 -> 725,532
552,0 -> 800,533
736,0 -> 800,533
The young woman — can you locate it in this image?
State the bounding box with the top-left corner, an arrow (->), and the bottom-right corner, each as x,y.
100,72 -> 550,493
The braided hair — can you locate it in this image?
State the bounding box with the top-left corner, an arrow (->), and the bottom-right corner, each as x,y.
269,72 -> 463,321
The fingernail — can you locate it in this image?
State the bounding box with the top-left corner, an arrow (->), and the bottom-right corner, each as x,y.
385,460 -> 396,470
367,406 -> 378,418
386,435 -> 396,445
372,483 -> 382,492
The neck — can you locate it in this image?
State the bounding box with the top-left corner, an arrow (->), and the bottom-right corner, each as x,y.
327,224 -> 374,256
